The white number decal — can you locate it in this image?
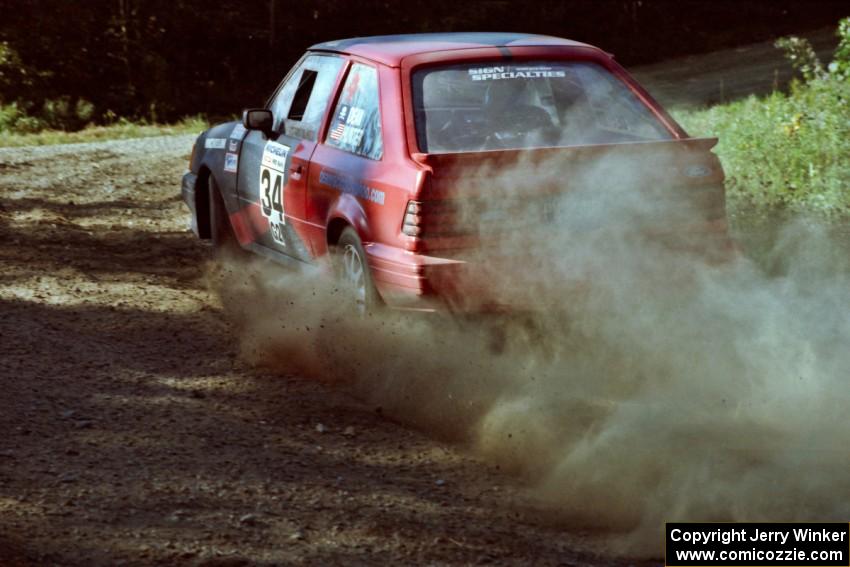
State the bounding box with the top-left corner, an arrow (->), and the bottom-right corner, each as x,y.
259,141 -> 289,220
260,168 -> 284,219
258,141 -> 290,245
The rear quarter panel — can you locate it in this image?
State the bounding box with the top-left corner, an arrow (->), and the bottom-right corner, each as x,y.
306,59 -> 425,256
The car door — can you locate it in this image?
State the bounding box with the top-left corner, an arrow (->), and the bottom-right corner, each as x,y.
306,62 -> 387,254
236,53 -> 345,260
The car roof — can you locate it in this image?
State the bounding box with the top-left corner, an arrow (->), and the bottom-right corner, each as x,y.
308,32 -> 595,67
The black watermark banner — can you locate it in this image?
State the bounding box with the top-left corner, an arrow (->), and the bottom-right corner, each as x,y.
666,523 -> 850,566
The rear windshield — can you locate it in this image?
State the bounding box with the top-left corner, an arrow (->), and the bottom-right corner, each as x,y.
412,61 -> 672,154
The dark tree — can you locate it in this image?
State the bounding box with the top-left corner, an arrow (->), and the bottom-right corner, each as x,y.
0,0 -> 846,126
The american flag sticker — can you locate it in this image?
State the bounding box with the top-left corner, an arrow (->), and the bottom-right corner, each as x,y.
329,121 -> 346,141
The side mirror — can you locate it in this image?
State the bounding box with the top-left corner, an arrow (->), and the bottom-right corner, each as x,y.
242,108 -> 275,137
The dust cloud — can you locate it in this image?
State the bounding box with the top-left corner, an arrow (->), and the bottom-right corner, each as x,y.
207,145 -> 850,557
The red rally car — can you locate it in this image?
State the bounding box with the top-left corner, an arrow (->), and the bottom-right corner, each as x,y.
181,32 -> 730,312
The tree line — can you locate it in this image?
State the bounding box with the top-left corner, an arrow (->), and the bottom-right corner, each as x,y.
0,0 -> 847,128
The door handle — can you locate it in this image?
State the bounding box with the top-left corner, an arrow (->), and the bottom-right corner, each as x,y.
289,164 -> 303,180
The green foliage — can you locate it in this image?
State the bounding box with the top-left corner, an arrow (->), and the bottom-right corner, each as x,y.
1,38 -> 99,134
0,41 -> 27,93
830,17 -> 850,79
774,36 -> 826,82
0,101 -> 22,129
775,17 -> 850,82
0,97 -> 99,134
0,101 -> 43,133
40,97 -> 96,129
677,19 -> 850,217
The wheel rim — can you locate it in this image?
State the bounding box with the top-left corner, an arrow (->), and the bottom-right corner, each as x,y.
341,243 -> 367,314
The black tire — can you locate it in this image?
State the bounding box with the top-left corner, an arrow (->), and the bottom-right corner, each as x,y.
336,227 -> 379,315
209,176 -> 240,256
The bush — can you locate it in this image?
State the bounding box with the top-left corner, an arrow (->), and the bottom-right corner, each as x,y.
0,102 -> 45,133
676,18 -> 850,216
1,97 -> 114,135
831,17 -> 850,79
0,101 -> 22,130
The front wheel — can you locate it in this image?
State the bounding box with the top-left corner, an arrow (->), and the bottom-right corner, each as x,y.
336,227 -> 379,315
209,176 -> 240,257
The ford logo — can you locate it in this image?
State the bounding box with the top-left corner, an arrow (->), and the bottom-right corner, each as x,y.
685,165 -> 712,178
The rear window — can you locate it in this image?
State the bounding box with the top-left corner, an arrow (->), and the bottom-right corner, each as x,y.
412,61 -> 672,154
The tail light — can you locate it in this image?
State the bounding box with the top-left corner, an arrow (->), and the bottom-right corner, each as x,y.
402,200 -> 422,236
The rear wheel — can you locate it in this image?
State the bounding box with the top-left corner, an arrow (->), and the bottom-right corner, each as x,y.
336,227 -> 378,315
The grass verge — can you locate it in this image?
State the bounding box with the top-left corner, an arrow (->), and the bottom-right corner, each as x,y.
0,116 -> 207,148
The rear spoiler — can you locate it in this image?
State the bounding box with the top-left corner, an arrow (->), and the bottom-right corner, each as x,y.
411,137 -> 719,167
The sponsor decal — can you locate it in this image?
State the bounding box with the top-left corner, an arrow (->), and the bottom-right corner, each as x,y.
346,106 -> 365,127
319,169 -> 385,206
339,126 -> 364,148
259,141 -> 291,246
337,104 -> 350,122
224,152 -> 238,173
468,65 -> 567,81
204,137 -> 226,149
228,139 -> 239,152
230,123 -> 247,139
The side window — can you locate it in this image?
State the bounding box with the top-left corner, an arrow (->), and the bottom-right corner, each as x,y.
268,55 -> 343,141
287,70 -> 317,121
571,64 -> 670,140
325,63 -> 383,160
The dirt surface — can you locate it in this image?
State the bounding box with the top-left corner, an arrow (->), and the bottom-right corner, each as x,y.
0,137 -> 650,566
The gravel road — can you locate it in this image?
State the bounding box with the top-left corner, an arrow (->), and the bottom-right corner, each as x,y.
632,26 -> 837,108
0,136 -> 647,566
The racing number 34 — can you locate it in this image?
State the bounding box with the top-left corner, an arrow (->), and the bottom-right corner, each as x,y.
259,141 -> 290,222
260,168 -> 284,219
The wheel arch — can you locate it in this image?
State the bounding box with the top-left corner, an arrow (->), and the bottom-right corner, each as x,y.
325,194 -> 370,250
195,166 -> 212,239
326,217 -> 351,247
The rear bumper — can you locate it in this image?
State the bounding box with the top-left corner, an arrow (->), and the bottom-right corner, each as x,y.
365,221 -> 738,313
365,243 -> 534,312
365,243 -> 463,311
181,171 -> 200,237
